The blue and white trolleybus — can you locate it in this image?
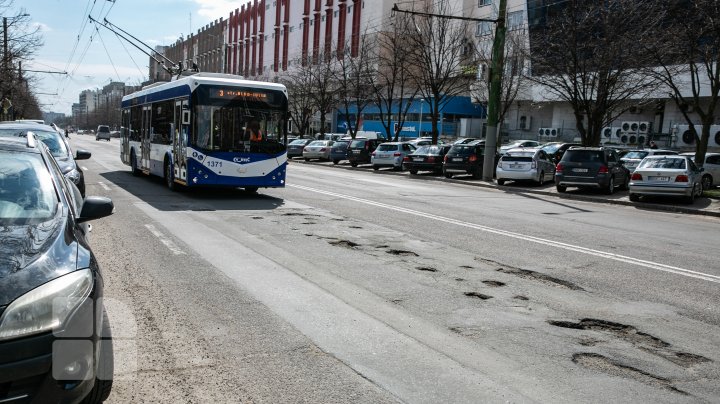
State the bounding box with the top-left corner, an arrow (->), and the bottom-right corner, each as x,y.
120,72 -> 288,192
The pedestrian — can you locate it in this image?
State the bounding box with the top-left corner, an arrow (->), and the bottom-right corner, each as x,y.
649,141 -> 658,149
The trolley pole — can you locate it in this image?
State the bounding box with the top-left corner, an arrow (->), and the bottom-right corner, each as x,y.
482,0 -> 508,181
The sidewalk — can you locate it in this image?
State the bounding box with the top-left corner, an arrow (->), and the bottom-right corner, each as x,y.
291,159 -> 720,218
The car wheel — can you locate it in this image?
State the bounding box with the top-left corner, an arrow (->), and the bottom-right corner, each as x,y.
629,193 -> 640,202
620,175 -> 630,191
409,169 -> 418,175
497,179 -> 505,185
701,174 -> 713,190
605,176 -> 615,195
537,171 -> 545,185
373,165 -> 380,171
351,161 -> 358,167
164,158 -> 176,191
686,184 -> 698,204
81,311 -> 113,404
556,184 -> 567,193
304,158 -> 310,162
333,159 -> 339,165
443,169 -> 453,178
130,152 -> 140,177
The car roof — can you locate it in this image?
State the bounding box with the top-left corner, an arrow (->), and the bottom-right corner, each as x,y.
643,154 -> 686,159
0,121 -> 58,132
0,134 -> 43,153
506,147 -> 540,153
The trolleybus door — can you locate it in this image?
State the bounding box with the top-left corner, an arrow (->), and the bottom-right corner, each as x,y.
121,109 -> 130,165
141,105 -> 151,171
173,100 -> 188,182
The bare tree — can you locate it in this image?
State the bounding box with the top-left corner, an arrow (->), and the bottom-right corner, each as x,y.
1,1 -> 43,119
527,0 -> 664,146
649,0 -> 720,170
308,56 -> 340,137
405,0 -> 475,144
373,13 -> 418,141
471,29 -> 531,134
334,32 -> 376,139
281,60 -> 317,138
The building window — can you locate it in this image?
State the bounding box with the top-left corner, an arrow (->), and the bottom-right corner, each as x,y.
349,5 -> 353,13
508,11 -> 524,31
478,0 -> 492,6
476,21 -> 492,36
334,10 -> 338,17
322,15 -> 326,22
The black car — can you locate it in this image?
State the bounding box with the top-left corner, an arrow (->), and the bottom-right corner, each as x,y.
0,122 -> 92,196
286,138 -> 313,158
555,147 -> 630,194
443,140 -> 499,179
541,142 -> 582,164
347,138 -> 384,167
0,136 -> 115,403
403,144 -> 452,175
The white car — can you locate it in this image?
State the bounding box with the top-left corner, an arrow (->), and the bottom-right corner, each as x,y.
629,155 -> 704,204
302,140 -> 334,161
680,152 -> 720,189
620,149 -> 677,172
496,148 -> 556,185
499,139 -> 541,155
371,142 -> 416,170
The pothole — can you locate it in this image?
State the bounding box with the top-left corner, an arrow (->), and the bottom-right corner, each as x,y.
459,265 -> 473,269
497,268 -> 584,291
455,278 -> 466,282
251,216 -> 263,219
482,280 -> 506,287
415,266 -> 438,272
464,292 -> 493,300
329,240 -> 360,249
550,319 -> 711,367
331,218 -> 345,221
513,295 -> 529,301
386,249 -> 418,257
349,226 -> 363,229
572,353 -> 686,394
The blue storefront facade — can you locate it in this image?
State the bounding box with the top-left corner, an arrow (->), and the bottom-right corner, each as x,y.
335,96 -> 486,139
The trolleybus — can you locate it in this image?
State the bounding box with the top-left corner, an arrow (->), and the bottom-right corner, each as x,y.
120,72 -> 288,192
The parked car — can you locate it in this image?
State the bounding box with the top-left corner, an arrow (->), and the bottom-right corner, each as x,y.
329,140 -> 350,164
681,152 -> 720,189
453,137 -> 481,145
96,125 -> 111,141
555,147 -> 630,194
407,137 -> 445,147
347,137 -> 383,167
443,140 -> 498,179
496,147 -> 556,185
499,139 -> 541,155
302,140 -> 334,161
541,142 -> 582,164
629,155 -> 704,204
0,121 -> 91,196
371,142 -> 416,170
287,138 -> 313,158
403,144 -> 452,175
620,149 -> 678,172
0,135 -> 115,404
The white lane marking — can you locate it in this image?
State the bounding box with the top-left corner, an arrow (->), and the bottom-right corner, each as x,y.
144,224 -> 186,255
290,184 -> 720,284
81,166 -> 88,171
98,181 -> 111,191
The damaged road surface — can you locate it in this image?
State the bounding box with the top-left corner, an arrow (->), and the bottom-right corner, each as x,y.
73,136 -> 720,403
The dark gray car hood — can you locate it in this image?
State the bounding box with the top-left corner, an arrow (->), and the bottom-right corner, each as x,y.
0,210 -> 89,306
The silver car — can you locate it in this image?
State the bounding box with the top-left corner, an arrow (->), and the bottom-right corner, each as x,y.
496,147 -> 556,185
302,140 -> 334,161
371,142 -> 416,170
629,155 -> 704,204
620,149 -> 677,172
681,152 -> 720,189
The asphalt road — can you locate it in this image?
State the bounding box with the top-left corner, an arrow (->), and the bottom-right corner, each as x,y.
70,135 -> 720,403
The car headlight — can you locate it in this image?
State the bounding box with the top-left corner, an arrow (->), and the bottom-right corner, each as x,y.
65,168 -> 81,184
0,269 -> 93,341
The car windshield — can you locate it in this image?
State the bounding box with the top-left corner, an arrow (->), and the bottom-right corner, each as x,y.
350,140 -> 367,148
623,151 -> 649,159
332,142 -> 349,150
563,150 -> 603,163
0,128 -> 68,158
449,145 -> 481,156
503,155 -> 533,162
98,126 -> 110,133
639,158 -> 686,169
413,145 -> 444,155
289,139 -> 308,145
377,144 -> 398,151
541,144 -> 561,154
0,150 -> 58,223
308,141 -> 327,146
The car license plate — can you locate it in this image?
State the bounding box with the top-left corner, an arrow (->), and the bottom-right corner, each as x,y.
510,164 -> 521,169
452,158 -> 463,162
573,168 -> 588,173
413,157 -> 424,162
650,176 -> 670,182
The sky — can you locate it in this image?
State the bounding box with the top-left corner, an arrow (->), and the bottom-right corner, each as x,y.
20,0 -> 238,115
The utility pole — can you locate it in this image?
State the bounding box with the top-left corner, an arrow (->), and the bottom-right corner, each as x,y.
482,0 -> 508,181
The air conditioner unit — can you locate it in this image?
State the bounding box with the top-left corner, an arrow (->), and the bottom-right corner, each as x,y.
629,135 -> 638,144
637,121 -> 651,134
620,134 -> 629,144
709,125 -> 720,147
675,124 -> 700,147
601,126 -> 621,143
621,121 -> 638,133
549,128 -> 558,137
638,135 -> 646,145
538,127 -> 554,137
538,128 -> 545,137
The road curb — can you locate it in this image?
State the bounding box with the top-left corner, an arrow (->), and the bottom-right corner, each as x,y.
289,159 -> 720,218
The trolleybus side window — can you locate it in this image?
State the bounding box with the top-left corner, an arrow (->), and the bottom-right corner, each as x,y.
130,105 -> 142,141
151,100 -> 174,145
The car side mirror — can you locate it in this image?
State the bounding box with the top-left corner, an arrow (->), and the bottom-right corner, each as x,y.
77,196 -> 115,223
75,149 -> 92,160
